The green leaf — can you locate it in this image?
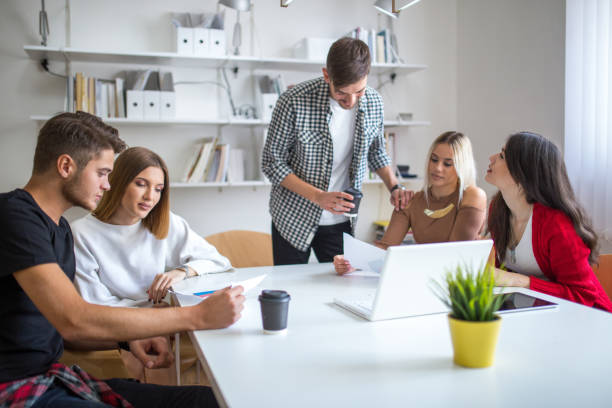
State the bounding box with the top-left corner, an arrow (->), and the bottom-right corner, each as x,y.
430,261 -> 501,321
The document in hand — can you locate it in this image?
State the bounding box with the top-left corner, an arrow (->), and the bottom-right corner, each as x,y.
172,274 -> 267,306
342,233 -> 385,275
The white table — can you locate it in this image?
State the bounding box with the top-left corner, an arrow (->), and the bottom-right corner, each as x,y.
172,263 -> 612,408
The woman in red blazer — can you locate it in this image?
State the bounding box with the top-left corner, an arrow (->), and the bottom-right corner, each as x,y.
486,131 -> 612,313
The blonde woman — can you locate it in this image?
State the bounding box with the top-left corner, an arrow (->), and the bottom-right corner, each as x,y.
72,147 -> 231,306
334,131 -> 487,274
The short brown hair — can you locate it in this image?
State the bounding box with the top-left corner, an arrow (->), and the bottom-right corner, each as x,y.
326,37 -> 371,88
94,147 -> 170,239
33,111 -> 126,174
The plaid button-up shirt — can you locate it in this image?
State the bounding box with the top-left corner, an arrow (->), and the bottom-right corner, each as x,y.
0,363 -> 132,408
261,77 -> 391,252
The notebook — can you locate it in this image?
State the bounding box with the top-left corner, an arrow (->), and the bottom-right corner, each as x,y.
334,240 -> 494,321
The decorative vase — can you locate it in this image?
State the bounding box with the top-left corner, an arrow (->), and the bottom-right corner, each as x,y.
448,314 -> 501,368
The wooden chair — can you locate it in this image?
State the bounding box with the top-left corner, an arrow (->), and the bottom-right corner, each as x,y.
60,349 -> 137,379
593,253 -> 612,300
205,230 -> 274,268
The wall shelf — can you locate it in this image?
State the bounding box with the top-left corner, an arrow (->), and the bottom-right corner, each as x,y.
171,181 -> 271,188
169,178 -> 422,189
30,115 -> 430,128
24,45 -> 428,76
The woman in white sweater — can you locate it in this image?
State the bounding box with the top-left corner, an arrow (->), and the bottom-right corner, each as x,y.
72,147 -> 231,307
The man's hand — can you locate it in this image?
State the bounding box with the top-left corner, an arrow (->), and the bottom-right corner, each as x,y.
128,336 -> 174,369
333,255 -> 356,275
315,191 -> 354,214
390,187 -> 414,211
147,269 -> 188,304
197,286 -> 245,330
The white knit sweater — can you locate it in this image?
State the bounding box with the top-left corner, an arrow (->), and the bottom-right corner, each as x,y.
71,212 -> 231,307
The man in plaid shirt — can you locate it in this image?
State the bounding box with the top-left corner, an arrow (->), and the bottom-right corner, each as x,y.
262,38 -> 412,265
0,112 -> 244,407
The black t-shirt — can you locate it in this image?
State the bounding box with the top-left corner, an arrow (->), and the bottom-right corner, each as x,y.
0,189 -> 75,382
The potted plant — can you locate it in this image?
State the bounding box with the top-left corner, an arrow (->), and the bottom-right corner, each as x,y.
432,263 -> 506,368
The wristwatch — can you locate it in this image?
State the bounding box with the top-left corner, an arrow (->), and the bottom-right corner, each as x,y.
390,184 -> 406,193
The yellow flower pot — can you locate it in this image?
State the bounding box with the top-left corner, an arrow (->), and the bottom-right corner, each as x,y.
448,314 -> 501,368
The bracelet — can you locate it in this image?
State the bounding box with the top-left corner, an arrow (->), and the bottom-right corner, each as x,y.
175,265 -> 190,277
390,184 -> 406,193
118,341 -> 130,352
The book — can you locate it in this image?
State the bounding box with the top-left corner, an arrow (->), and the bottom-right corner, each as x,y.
95,80 -> 103,117
215,144 -> 230,182
376,32 -> 386,63
99,82 -> 109,118
206,147 -> 222,182
107,83 -> 116,118
75,72 -> 83,112
115,78 -> 125,118
226,149 -> 245,182
182,142 -> 205,182
182,143 -> 203,182
88,77 -> 95,114
66,75 -> 74,113
189,138 -> 217,183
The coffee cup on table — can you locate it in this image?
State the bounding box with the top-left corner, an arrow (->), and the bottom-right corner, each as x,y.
258,290 -> 291,334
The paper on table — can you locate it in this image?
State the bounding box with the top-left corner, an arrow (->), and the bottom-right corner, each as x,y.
342,233 -> 385,275
171,274 -> 267,306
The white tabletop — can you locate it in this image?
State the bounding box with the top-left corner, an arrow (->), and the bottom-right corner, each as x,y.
172,263 -> 612,408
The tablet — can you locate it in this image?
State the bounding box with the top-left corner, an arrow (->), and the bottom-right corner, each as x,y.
497,292 -> 558,313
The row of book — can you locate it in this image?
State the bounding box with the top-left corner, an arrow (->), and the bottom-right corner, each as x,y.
345,27 -> 400,64
67,73 -> 126,118
66,70 -> 176,120
182,138 -> 245,183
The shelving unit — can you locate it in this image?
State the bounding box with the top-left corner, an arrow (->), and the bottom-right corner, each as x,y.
24,45 -> 427,76
169,178 -> 422,189
30,115 -> 430,128
26,45 -> 429,189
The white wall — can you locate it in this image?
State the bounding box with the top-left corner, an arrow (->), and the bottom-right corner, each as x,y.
457,0 -> 566,199
0,0 -> 566,246
0,0 -> 457,243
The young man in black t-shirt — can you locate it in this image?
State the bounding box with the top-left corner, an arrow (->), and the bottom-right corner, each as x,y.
0,112 -> 245,408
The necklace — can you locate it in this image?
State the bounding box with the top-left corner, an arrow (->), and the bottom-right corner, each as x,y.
424,203 -> 455,219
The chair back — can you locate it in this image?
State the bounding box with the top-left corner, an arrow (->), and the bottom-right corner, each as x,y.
205,230 -> 273,268
593,254 -> 612,300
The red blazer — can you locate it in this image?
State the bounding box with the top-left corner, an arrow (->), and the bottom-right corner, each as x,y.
494,202 -> 612,313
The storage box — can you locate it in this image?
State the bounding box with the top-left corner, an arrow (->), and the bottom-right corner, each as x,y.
292,38 -> 336,61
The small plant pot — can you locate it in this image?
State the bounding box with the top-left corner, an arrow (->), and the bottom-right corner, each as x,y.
448,314 -> 501,368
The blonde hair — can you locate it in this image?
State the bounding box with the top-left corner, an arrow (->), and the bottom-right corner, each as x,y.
94,147 -> 170,239
423,131 -> 476,204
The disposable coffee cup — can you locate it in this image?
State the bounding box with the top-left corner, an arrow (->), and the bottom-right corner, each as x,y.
258,290 -> 291,335
342,187 -> 363,218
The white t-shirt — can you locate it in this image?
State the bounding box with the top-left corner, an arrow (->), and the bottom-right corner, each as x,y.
504,213 -> 545,279
71,212 -> 231,307
319,97 -> 357,225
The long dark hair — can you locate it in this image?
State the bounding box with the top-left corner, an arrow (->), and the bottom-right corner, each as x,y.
488,132 -> 599,265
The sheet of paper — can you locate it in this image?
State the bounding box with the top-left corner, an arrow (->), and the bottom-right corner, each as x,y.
343,233 -> 386,275
171,274 -> 267,306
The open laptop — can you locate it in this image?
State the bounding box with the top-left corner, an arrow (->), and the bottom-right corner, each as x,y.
334,240 -> 494,321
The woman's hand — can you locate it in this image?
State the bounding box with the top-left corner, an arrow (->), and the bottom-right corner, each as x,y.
147,269 -> 188,304
333,255 -> 356,275
494,267 -> 530,288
